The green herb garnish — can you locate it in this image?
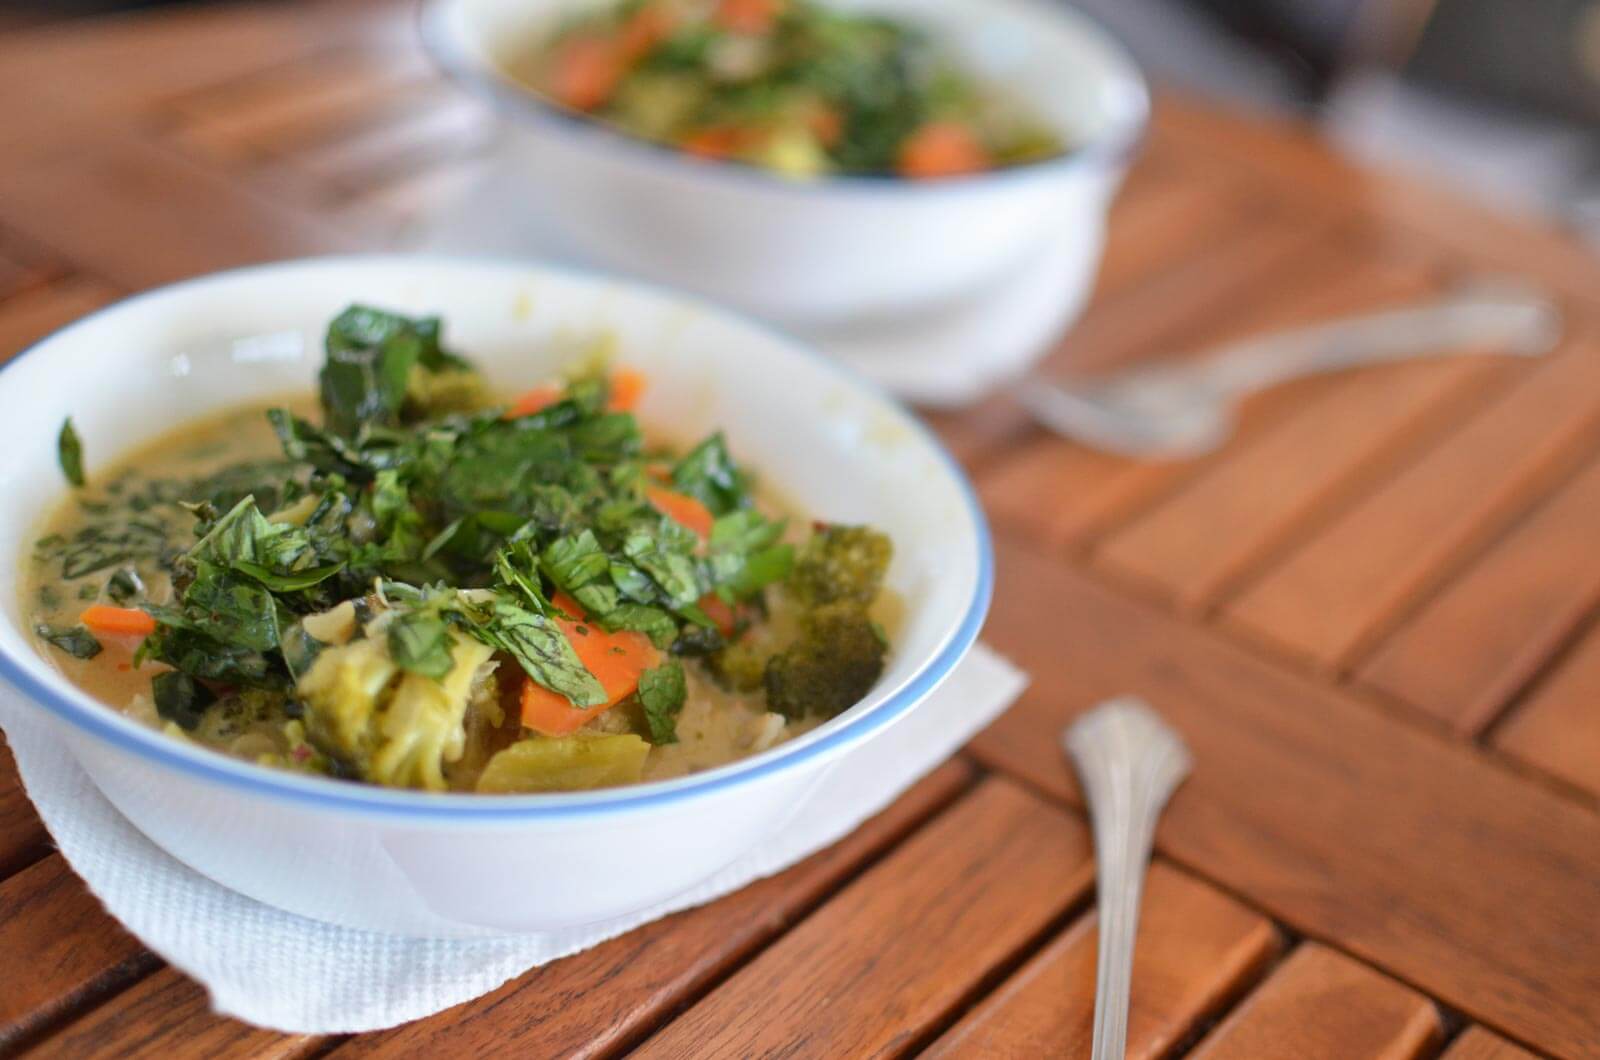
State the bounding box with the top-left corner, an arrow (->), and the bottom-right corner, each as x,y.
152,670 -> 215,731
58,418 -> 85,488
637,660 -> 687,744
34,623 -> 101,660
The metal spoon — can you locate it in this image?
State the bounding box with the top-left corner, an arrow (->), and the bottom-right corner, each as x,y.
1019,283 -> 1562,458
1064,697 -> 1192,1060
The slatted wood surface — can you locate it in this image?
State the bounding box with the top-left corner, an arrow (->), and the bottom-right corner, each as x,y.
0,1 -> 1597,1057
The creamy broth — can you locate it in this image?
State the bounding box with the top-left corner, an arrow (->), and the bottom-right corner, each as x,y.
24,396 -> 888,790
28,402 -> 304,709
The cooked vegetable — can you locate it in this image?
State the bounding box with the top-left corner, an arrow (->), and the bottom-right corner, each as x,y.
58,418 -> 85,488
30,305 -> 896,792
646,487 -> 715,538
475,733 -> 651,793
519,593 -> 662,736
296,621 -> 497,791
764,603 -> 886,719
34,622 -> 101,660
522,0 -> 1063,178
79,604 -> 157,637
789,524 -> 891,608
152,671 -> 214,731
636,660 -> 687,743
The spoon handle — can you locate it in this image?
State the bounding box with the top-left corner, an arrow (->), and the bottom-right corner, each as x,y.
1063,697 -> 1192,1060
1199,284 -> 1560,395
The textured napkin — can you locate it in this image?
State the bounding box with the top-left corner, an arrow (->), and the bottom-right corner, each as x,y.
0,643 -> 1024,1034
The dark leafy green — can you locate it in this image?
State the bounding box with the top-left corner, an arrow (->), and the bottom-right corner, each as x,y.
672,433 -> 745,516
106,567 -> 144,604
58,418 -> 85,488
636,661 -> 686,744
468,596 -> 608,707
34,623 -> 101,659
387,610 -> 455,679
151,670 -> 216,731
44,304 -> 892,758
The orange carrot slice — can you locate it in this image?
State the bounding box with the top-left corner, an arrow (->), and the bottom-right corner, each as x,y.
548,34 -> 624,111
607,368 -> 647,411
805,103 -> 843,147
679,125 -> 750,161
897,121 -> 991,179
505,382 -> 564,419
80,605 -> 156,637
715,0 -> 783,34
520,593 -> 661,736
646,486 -> 714,539
620,2 -> 676,60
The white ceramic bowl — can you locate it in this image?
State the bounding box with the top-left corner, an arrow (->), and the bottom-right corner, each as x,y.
421,0 -> 1148,331
0,256 -> 990,937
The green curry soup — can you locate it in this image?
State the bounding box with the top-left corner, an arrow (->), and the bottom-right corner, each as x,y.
24,306 -> 894,793
513,0 -> 1064,179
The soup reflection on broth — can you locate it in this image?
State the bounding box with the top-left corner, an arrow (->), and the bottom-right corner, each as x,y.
26,306 -> 896,793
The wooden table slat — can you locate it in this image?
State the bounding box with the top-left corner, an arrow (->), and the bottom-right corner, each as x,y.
631,777 -> 1095,1059
166,70 -> 444,167
0,4 -> 1595,1054
1358,449 -> 1600,732
980,216 -> 1370,554
1442,1026 -> 1544,1060
0,137 -> 362,293
1089,156 -> 1250,308
274,91 -> 493,203
0,737 -> 49,879
1492,620 -> 1600,799
0,277 -> 121,360
1090,252 -> 1504,611
333,760 -> 974,1059
1149,94 -> 1600,306
1224,329 -> 1600,670
925,862 -> 1281,1060
1187,944 -> 1440,1060
22,967 -> 316,1060
0,856 -> 154,1050
972,536 -> 1600,1058
0,3 -> 385,121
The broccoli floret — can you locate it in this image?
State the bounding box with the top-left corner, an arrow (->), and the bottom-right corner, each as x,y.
294,626 -> 495,791
763,604 -> 888,720
708,637 -> 770,692
789,525 -> 892,608
404,365 -> 491,419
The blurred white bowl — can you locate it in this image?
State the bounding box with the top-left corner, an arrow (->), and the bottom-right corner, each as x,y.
0,256 -> 990,936
422,0 -> 1148,333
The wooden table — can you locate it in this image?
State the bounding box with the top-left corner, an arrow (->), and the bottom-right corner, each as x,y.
1,2 -> 1598,1057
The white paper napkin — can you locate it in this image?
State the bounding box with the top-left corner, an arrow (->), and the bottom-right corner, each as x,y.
0,643 -> 1025,1035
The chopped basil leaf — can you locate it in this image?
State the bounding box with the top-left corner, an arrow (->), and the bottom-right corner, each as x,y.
468,596 -> 608,707
106,567 -> 144,604
387,610 -> 455,679
152,670 -> 215,731
35,623 -> 101,659
637,661 -> 687,744
58,418 -> 85,488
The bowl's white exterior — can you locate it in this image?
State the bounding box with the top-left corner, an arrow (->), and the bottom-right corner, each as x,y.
0,257 -> 988,936
423,0 -> 1148,331
58,716 -> 829,934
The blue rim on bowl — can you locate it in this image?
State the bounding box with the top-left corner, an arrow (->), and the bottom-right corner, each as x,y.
417,0 -> 1150,199
0,255 -> 994,820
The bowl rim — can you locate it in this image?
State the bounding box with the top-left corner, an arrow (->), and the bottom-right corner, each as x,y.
0,254 -> 994,820
418,0 -> 1150,198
